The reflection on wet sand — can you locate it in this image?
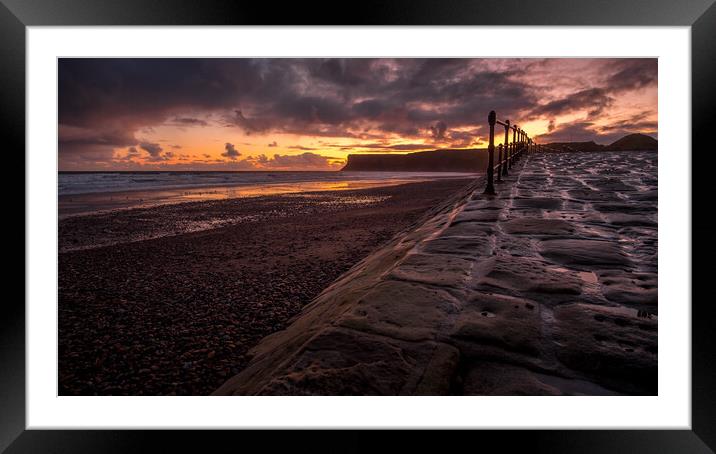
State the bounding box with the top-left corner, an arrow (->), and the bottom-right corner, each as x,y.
58,177 -> 466,218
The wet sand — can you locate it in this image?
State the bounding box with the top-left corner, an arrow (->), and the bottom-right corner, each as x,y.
59,174 -> 475,218
58,178 -> 474,395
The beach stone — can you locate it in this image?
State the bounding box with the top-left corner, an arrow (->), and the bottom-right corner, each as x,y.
538,239 -> 630,268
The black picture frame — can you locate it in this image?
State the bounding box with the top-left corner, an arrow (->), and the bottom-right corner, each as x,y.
3,0 -> 713,452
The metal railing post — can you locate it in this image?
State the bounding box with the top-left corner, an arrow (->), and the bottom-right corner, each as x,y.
510,126 -> 517,169
484,110 -> 497,195
502,120 -> 510,177
496,144 -> 503,182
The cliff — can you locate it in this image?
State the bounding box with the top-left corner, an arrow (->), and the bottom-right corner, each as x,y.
341,148 -> 488,172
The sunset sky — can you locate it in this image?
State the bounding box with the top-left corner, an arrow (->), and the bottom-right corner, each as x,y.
58,58 -> 657,171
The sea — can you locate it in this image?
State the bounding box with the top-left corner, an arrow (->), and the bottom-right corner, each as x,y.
58,171 -> 476,196
58,171 -> 478,217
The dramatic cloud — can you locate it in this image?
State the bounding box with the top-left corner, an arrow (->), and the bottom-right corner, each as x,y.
58,58 -> 657,170
170,117 -> 209,127
221,142 -> 241,160
429,121 -> 447,140
288,145 -> 318,151
139,141 -> 163,158
247,152 -> 341,170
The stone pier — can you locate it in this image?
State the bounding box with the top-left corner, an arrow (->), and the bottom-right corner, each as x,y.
214,151 -> 658,396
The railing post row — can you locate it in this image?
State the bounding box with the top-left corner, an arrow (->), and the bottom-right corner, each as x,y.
484,111 -> 535,195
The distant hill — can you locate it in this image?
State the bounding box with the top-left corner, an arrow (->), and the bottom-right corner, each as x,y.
545,134 -> 657,152
605,133 -> 658,151
341,148 -> 488,172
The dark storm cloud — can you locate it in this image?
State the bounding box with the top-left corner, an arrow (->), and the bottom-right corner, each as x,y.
59,59 -> 535,155
536,121 -> 598,143
58,58 -> 657,166
606,59 -> 658,91
528,59 -> 657,121
529,88 -> 613,118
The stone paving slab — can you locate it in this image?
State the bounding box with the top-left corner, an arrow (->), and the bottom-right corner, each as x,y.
214,151 -> 657,396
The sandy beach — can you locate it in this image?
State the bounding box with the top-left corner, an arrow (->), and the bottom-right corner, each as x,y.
58,177 -> 474,395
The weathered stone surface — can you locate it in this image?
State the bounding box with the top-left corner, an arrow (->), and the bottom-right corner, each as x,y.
602,212 -> 657,227
338,280 -> 461,342
538,239 -> 630,268
598,270 -> 658,306
473,256 -> 583,296
389,253 -> 473,287
567,189 -> 621,202
512,197 -> 563,210
452,209 -> 506,223
450,292 -> 544,357
461,361 -> 560,395
443,220 -> 495,237
215,151 -> 657,396
502,217 -> 575,235
552,303 -> 657,394
422,234 -> 490,257
414,343 -> 461,395
460,361 -> 619,396
629,189 -> 658,202
255,327 -> 437,395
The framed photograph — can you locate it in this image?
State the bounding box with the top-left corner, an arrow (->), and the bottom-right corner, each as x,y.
5,0 -> 713,451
